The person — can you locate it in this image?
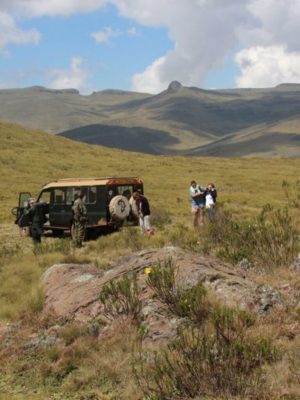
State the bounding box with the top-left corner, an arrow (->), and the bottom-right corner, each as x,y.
72,190 -> 88,248
132,192 -> 153,235
189,180 -> 206,228
25,198 -> 47,244
205,183 -> 217,222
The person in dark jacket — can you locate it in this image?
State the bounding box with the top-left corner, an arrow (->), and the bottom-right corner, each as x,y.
25,198 -> 47,244
132,192 -> 152,234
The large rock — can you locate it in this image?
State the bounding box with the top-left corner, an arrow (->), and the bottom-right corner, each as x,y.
42,247 -> 284,339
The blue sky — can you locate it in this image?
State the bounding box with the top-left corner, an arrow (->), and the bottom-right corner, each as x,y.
1,1 -> 300,94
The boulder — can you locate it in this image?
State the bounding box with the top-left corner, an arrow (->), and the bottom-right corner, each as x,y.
42,247 -> 284,340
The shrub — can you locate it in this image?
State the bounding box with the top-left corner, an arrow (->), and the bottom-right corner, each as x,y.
99,273 -> 142,321
146,259 -> 210,324
146,258 -> 177,306
134,312 -> 279,400
205,203 -> 299,268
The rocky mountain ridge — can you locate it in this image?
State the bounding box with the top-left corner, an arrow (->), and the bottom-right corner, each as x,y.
0,82 -> 300,157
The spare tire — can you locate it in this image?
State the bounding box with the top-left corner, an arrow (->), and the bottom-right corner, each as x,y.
129,196 -> 139,219
109,195 -> 130,221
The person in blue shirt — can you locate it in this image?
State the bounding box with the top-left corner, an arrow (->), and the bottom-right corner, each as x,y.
189,180 -> 206,229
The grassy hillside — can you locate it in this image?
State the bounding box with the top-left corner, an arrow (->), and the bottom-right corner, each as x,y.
1,121 -> 299,223
0,121 -> 299,399
1,83 -> 300,156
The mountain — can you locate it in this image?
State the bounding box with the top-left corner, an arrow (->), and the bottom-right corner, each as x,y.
0,82 -> 300,157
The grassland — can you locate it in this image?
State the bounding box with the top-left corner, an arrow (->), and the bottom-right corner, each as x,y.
0,121 -> 299,399
1,121 -> 299,224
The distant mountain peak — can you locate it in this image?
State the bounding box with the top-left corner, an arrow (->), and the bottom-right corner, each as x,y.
167,81 -> 183,92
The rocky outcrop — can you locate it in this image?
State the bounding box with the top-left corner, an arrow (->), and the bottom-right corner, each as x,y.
42,247 -> 287,341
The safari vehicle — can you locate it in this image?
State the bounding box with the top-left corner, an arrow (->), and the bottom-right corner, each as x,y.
13,177 -> 143,237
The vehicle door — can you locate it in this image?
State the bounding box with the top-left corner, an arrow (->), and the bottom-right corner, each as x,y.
37,189 -> 51,227
49,187 -> 72,228
84,186 -> 105,225
11,192 -> 32,226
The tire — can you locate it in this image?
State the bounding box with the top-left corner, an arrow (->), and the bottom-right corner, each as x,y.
109,195 -> 130,221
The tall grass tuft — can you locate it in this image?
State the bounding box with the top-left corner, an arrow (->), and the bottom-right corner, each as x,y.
205,202 -> 299,268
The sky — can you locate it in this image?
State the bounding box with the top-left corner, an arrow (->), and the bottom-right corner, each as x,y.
1,0 -> 300,94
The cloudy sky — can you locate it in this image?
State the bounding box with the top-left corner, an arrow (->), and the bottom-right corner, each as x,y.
1,0 -> 300,94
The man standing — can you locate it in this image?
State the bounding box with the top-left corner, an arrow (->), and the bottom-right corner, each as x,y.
189,180 -> 206,229
72,191 -> 87,248
25,198 -> 47,244
132,192 -> 152,234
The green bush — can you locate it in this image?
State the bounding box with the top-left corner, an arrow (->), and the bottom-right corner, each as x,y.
99,273 -> 142,321
146,258 -> 177,306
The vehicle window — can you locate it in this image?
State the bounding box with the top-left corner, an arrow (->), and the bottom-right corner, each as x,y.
38,190 -> 51,204
19,193 -> 31,208
117,185 -> 133,199
86,186 -> 96,204
66,187 -> 74,205
54,189 -> 65,204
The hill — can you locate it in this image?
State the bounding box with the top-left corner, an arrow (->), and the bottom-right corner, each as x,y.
0,82 -> 300,157
0,121 -> 299,224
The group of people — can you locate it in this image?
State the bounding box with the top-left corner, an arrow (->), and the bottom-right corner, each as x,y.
189,180 -> 217,228
22,180 -> 217,247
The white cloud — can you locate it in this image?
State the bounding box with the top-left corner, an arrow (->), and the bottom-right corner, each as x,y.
1,0 -> 108,18
0,11 -> 40,51
235,46 -> 300,88
91,27 -> 121,43
47,57 -> 90,92
3,0 -> 300,92
131,56 -> 167,94
116,0 -> 253,93
112,0 -> 300,92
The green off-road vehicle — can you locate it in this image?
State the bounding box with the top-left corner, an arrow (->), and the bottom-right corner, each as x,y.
12,177 -> 143,237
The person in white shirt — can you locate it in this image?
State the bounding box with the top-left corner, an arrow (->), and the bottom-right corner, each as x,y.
189,180 -> 206,228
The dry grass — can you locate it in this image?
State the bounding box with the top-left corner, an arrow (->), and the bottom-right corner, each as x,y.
0,121 -> 299,399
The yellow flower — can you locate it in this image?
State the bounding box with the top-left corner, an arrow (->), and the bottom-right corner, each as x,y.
144,267 -> 152,275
